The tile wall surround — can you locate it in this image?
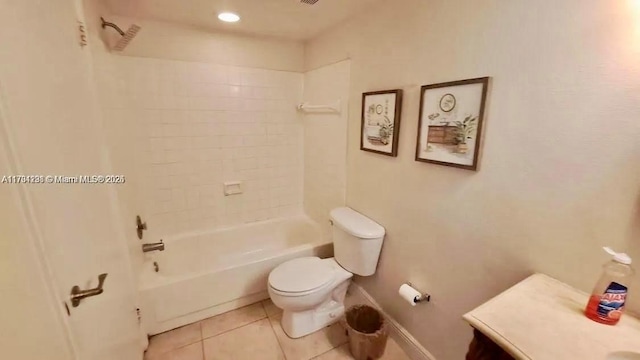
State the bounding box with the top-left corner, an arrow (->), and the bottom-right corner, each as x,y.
95,56 -> 304,238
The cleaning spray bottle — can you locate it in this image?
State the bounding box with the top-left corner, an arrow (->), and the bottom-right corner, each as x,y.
585,247 -> 634,325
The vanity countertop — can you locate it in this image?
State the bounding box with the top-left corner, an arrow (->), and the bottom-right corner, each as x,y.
463,273 -> 640,360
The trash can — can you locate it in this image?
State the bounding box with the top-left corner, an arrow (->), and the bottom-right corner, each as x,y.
342,305 -> 389,360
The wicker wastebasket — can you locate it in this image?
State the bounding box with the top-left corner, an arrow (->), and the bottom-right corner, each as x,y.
342,305 -> 389,360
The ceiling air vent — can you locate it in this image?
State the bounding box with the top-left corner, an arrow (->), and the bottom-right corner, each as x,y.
301,0 -> 320,5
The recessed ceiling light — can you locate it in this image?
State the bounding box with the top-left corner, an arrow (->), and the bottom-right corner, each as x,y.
218,12 -> 240,23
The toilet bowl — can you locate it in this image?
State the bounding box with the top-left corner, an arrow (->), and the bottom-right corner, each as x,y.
268,257 -> 353,338
267,207 -> 386,338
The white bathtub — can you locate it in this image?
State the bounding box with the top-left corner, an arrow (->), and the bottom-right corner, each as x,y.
139,216 -> 332,335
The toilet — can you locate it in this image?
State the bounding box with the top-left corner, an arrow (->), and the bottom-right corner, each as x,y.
268,207 -> 385,338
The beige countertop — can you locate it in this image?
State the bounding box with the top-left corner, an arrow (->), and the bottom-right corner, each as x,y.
463,273 -> 640,360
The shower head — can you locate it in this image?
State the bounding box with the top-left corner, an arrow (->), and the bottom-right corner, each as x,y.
100,17 -> 141,51
113,24 -> 140,51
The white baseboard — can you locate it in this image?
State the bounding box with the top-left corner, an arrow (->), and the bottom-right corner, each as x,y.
346,283 -> 437,360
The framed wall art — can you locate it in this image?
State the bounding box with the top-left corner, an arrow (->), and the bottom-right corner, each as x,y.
361,89 -> 403,157
415,77 -> 489,171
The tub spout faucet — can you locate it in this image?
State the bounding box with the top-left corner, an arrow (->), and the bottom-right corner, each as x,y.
142,240 -> 165,253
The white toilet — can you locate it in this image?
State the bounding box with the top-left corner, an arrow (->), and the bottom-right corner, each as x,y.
268,207 -> 385,338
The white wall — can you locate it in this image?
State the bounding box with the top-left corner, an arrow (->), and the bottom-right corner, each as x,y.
303,60 -> 351,238
306,1 -> 640,359
84,0 -> 148,282
103,15 -> 305,72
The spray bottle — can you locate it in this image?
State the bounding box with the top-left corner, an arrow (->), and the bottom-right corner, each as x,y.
585,247 -> 634,325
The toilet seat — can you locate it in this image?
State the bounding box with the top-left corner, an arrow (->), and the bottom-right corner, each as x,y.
268,257 -> 335,295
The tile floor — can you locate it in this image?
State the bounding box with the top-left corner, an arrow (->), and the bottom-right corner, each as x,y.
144,300 -> 410,360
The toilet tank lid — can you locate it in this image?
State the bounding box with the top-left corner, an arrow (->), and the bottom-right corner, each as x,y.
330,207 -> 385,239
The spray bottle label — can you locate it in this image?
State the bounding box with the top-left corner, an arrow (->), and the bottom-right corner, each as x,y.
597,282 -> 627,319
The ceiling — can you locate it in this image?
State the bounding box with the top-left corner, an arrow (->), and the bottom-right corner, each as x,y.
104,0 -> 381,41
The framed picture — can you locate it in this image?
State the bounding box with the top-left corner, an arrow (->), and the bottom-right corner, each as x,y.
415,77 -> 489,171
361,89 -> 403,157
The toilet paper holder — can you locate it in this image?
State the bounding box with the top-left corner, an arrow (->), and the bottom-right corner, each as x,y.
407,282 -> 431,303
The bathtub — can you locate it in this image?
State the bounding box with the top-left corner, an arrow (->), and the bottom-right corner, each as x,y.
139,215 -> 332,335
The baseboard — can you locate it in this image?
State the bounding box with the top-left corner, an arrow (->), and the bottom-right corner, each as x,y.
346,283 -> 437,360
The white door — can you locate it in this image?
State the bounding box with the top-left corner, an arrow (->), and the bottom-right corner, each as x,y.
0,0 -> 142,359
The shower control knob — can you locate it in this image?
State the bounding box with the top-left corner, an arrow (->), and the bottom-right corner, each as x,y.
136,215 -> 147,239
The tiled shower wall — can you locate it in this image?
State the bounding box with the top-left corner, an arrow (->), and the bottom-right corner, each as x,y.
95,56 -> 303,238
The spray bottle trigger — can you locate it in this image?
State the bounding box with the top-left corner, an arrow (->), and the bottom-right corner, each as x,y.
603,246 -> 632,265
603,247 -> 617,256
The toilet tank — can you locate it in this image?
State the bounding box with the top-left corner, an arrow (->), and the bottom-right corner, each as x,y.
330,207 -> 385,276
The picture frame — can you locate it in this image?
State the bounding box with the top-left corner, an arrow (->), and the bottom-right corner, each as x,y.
415,77 -> 489,171
360,89 -> 403,157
